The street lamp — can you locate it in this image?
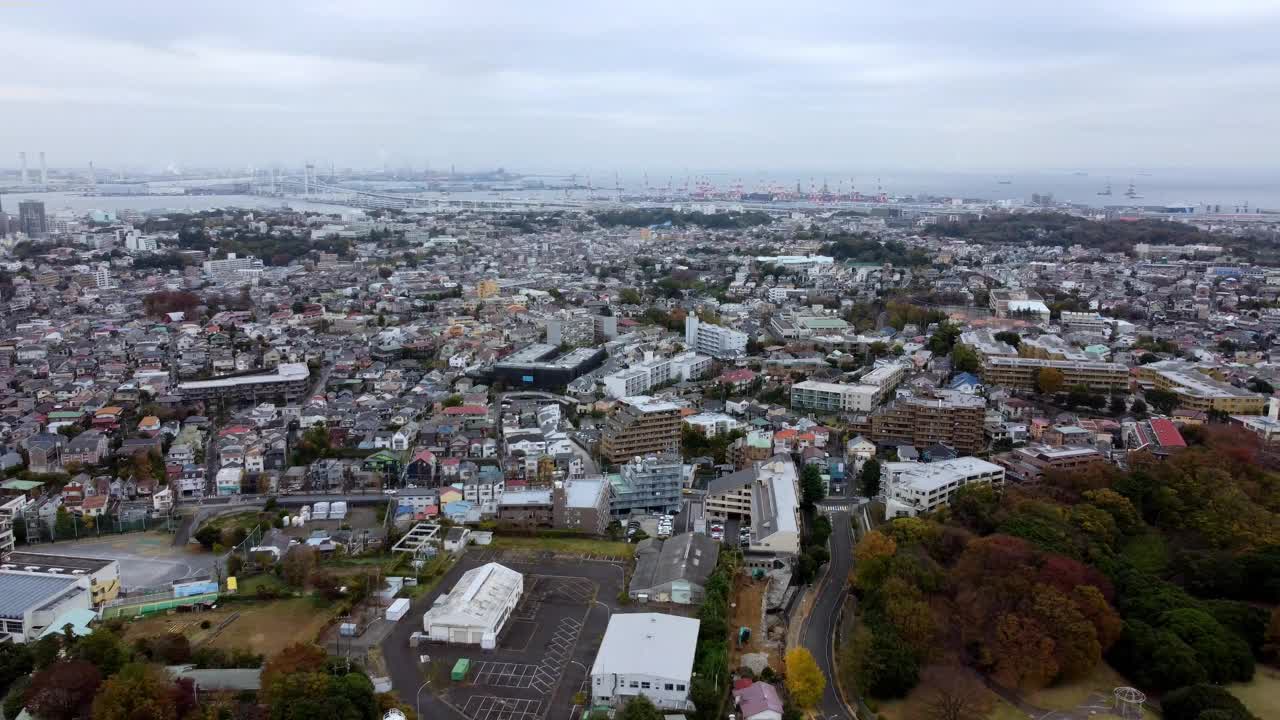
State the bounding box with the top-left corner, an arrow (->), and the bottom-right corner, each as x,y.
415,680 -> 431,720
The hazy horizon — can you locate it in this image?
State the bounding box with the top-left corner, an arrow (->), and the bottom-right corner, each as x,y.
2,1 -> 1279,172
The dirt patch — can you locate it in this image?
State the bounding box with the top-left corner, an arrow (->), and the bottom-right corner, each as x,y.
728,574 -> 781,671
121,598 -> 339,657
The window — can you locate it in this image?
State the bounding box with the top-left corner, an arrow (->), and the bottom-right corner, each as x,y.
664,683 -> 674,691
630,681 -> 639,688
641,682 -> 651,689
676,684 -> 686,692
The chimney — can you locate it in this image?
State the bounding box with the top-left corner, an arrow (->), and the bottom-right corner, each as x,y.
39,152 -> 47,186
1269,397 -> 1278,422
18,153 -> 27,185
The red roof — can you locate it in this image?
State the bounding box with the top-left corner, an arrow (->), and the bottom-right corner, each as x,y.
444,405 -> 488,416
1149,418 -> 1186,448
719,368 -> 756,383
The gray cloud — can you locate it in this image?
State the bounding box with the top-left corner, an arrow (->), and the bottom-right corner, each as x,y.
1,0 -> 1278,173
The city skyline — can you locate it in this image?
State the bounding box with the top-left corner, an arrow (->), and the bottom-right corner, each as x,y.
1,1 -> 1278,171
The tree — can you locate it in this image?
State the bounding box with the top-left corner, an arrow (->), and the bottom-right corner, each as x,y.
73,629 -> 129,677
1131,397 -> 1147,415
54,506 -> 76,539
784,647 -> 825,709
950,345 -> 981,374
1109,395 -> 1127,415
91,663 -> 178,720
225,553 -> 244,579
261,643 -> 328,698
441,394 -> 464,408
994,331 -> 1021,349
1145,388 -> 1179,415
1162,684 -> 1254,720
0,641 -> 33,697
616,694 -> 663,720
908,665 -> 993,720
281,546 -> 317,588
192,524 -> 221,550
1035,367 -> 1065,396
618,288 -> 643,305
799,465 -> 825,510
860,458 -> 882,498
25,660 -> 102,720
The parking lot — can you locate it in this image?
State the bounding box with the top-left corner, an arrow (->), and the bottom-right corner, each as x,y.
381,549 -> 627,720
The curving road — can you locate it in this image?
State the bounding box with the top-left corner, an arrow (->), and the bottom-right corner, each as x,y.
802,510 -> 855,719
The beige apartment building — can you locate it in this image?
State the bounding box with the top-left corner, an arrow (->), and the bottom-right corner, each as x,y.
982,356 -> 1129,392
600,396 -> 682,465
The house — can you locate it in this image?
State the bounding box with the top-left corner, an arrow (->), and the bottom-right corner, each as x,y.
25,434 -> 65,474
733,682 -> 784,720
591,613 -> 699,711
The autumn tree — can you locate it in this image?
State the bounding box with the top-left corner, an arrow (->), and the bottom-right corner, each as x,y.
281,546 -> 317,588
91,663 -> 178,720
261,643 -> 328,700
1035,367 -> 1065,396
25,660 -> 102,720
908,664 -> 994,720
784,647 -> 825,709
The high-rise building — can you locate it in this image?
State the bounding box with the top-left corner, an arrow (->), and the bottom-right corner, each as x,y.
18,200 -> 46,238
93,264 -> 112,290
685,315 -> 747,359
600,396 -> 681,465
546,310 -> 596,348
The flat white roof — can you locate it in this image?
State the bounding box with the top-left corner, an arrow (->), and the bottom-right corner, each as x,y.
590,612 -> 700,681
885,457 -> 1003,492
621,395 -> 679,413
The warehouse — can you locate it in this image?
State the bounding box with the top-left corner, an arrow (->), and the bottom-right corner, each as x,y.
591,612 -> 700,710
423,562 -> 523,649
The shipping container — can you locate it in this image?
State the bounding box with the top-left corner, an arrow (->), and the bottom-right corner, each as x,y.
385,598 -> 410,622
451,658 -> 470,682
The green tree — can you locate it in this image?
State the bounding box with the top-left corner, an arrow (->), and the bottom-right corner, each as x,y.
1145,388 -> 1179,415
617,694 -> 663,720
994,331 -> 1021,349
0,641 -> 33,698
859,458 -> 882,498
949,345 -> 981,374
441,394 -> 464,408
799,464 -> 825,510
54,506 -> 76,539
1162,684 -> 1254,720
73,629 -> 130,677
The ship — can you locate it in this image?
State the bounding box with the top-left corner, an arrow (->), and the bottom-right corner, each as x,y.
997,179 -> 1013,185
1125,181 -> 1143,200
1097,179 -> 1112,196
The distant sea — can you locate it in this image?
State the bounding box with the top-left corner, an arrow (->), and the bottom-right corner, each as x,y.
3,168 -> 1277,214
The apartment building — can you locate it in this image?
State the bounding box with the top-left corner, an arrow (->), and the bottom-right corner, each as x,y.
882,457 -> 1005,520
607,455 -> 683,515
989,288 -> 1050,321
547,311 -> 597,347
790,381 -> 878,413
704,455 -> 802,569
982,356 -> 1129,392
994,444 -> 1106,484
1135,360 -> 1267,415
177,363 -> 311,402
202,253 -> 263,280
959,329 -> 1018,359
600,396 -> 682,465
870,390 -> 987,455
1059,312 -> 1110,334
1019,334 -> 1091,362
601,352 -> 711,399
684,316 -> 748,359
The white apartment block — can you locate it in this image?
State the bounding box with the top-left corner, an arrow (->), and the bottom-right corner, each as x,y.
601,352 -> 711,399
882,457 -> 1004,520
791,381 -> 878,413
685,316 -> 748,359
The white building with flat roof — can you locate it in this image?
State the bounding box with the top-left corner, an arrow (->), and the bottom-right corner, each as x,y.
591,612 -> 700,710
882,457 -> 1004,520
685,316 -> 747,359
423,562 -> 522,649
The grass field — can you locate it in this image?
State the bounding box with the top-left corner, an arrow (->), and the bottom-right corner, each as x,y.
1228,664 -> 1280,720
122,597 -> 339,657
877,686 -> 1026,720
1025,662 -> 1133,710
487,534 -> 635,558
201,510 -> 269,535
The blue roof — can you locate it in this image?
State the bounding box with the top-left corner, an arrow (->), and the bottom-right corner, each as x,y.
0,573 -> 80,619
948,372 -> 982,388
37,607 -> 97,639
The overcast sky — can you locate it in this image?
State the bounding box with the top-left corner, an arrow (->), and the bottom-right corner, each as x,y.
2,0 -> 1278,174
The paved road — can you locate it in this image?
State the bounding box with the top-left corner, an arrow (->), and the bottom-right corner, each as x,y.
802,510 -> 854,719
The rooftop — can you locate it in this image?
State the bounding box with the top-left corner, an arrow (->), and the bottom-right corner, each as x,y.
590,612 -> 700,681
